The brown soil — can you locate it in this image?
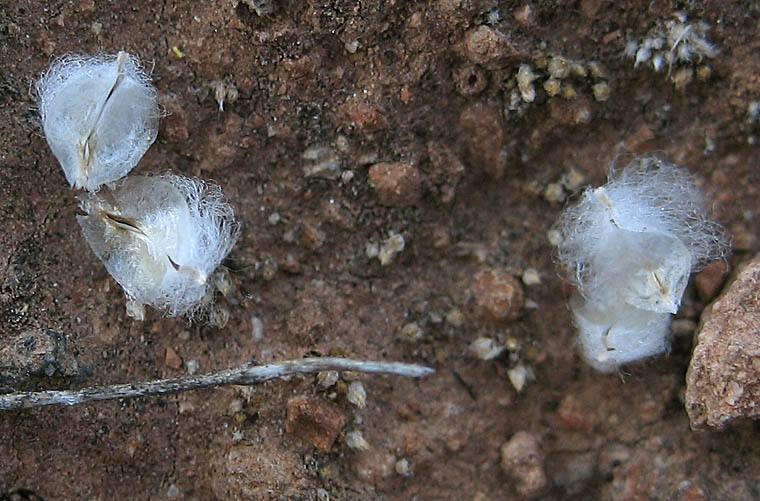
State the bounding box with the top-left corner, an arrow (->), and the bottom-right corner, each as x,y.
2,1 -> 760,499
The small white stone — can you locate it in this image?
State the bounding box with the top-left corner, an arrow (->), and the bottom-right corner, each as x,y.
516,64 -> 537,103
592,82 -> 610,102
395,458 -> 411,476
521,268 -> 542,286
470,337 -> 505,360
345,430 -> 370,450
317,371 -> 340,388
544,183 -> 566,203
347,381 -> 367,408
378,233 -> 405,265
186,359 -> 200,375
547,229 -> 563,246
507,365 -> 528,392
445,308 -> 465,327
400,321 -> 423,341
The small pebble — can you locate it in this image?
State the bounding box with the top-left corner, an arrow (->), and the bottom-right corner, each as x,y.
445,308 -> 465,327
400,321 -> 423,341
543,78 -> 561,97
347,381 -> 367,408
345,430 -> 370,450
229,399 -> 244,414
470,337 -> 505,360
561,168 -> 585,191
521,268 -> 542,286
671,67 -> 694,89
507,365 -> 528,392
395,458 -> 411,476
165,346 -> 182,370
186,359 -> 200,375
472,268 -> 524,322
378,234 -> 405,266
548,56 -> 572,79
341,170 -> 355,183
516,64 -> 538,103
365,241 -> 380,259
544,183 -> 566,203
592,82 -> 610,102
500,431 -> 548,498
547,229 -> 562,246
317,371 -> 340,389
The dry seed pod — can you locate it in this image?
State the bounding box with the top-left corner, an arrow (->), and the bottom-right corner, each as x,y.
556,157 -> 725,314
36,51 -> 159,191
77,175 -> 240,320
555,157 -> 727,371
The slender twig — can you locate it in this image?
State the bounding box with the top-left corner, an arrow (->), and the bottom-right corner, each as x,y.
0,358 -> 434,411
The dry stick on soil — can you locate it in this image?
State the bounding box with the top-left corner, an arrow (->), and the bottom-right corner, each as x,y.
0,358 -> 434,411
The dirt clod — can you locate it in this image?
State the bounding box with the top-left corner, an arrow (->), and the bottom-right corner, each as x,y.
472,268 -> 524,322
500,431 -> 548,499
285,396 -> 347,452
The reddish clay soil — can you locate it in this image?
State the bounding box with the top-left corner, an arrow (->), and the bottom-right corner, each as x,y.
2,1 -> 760,499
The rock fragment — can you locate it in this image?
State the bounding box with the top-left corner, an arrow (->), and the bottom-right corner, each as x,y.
500,431 -> 548,498
341,101 -> 389,133
164,347 -> 182,369
686,254 -> 760,430
285,396 -> 347,451
463,25 -> 517,67
472,268 -> 524,321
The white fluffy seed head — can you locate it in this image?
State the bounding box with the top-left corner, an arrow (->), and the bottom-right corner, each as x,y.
571,296 -> 671,373
555,157 -> 727,371
77,174 -> 240,320
556,157 -> 726,313
36,51 -> 159,191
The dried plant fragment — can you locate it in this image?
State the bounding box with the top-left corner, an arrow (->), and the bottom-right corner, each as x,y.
77,175 -> 240,320
37,51 -> 159,190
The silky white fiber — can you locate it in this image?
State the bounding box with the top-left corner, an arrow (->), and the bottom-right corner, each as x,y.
37,51 -> 159,191
555,157 -> 727,371
77,174 -> 240,320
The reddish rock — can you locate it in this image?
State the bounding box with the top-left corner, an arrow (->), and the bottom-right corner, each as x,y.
285,396 -> 347,451
463,25 -> 518,67
500,431 -> 548,499
472,268 -> 524,321
164,346 -> 182,370
341,101 -> 389,133
368,162 -> 422,206
686,254 -> 760,430
459,103 -> 505,179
